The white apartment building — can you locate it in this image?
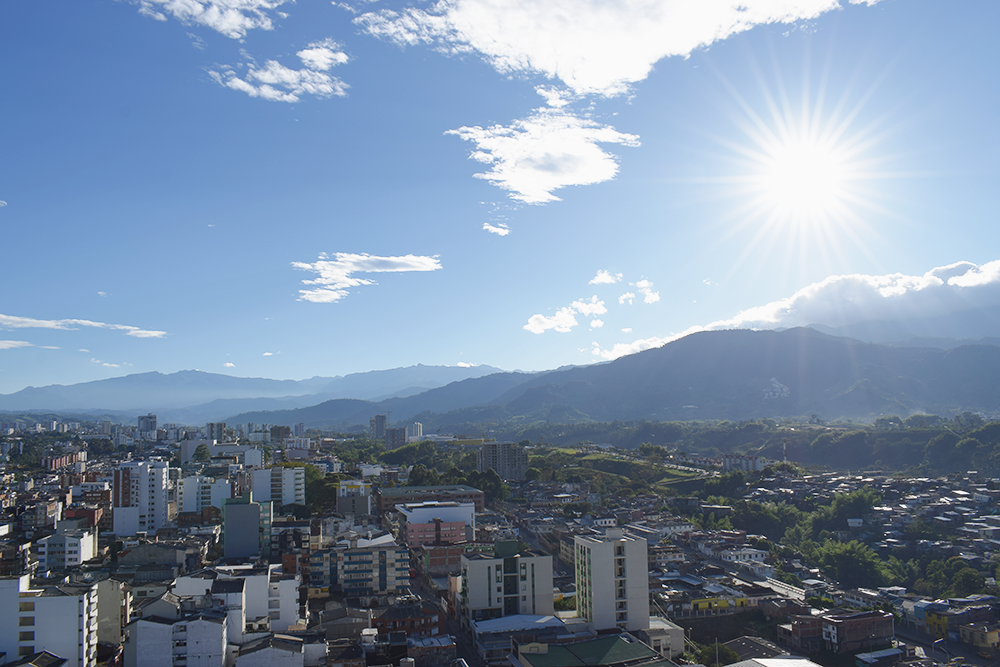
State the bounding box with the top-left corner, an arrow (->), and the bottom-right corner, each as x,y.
123,613 -> 227,667
0,574 -> 99,667
250,467 -> 306,508
575,527 -> 649,632
113,460 -> 173,535
34,523 -> 97,570
179,476 -> 233,513
459,541 -> 553,625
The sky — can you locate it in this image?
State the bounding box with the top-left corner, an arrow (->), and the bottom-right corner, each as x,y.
1,0 -> 999,395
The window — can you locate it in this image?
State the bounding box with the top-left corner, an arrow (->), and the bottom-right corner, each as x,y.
19,617 -> 34,627
19,602 -> 34,612
19,647 -> 34,656
19,632 -> 35,641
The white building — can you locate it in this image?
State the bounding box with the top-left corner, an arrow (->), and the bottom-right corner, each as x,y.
459,541 -> 553,625
113,460 -> 173,535
179,476 -> 233,513
406,422 -> 424,443
336,479 -> 371,516
575,527 -> 649,632
34,522 -> 97,570
123,613 -> 227,667
251,467 -> 306,508
0,574 -> 98,667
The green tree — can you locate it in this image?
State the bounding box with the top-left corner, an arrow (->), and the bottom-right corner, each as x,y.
696,644 -> 740,667
192,443 -> 211,461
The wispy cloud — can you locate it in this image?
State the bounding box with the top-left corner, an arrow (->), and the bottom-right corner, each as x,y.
447,109 -> 639,204
483,222 -> 511,236
357,0 -> 844,98
589,270 -> 622,285
293,252 -> 443,303
136,0 -> 291,39
524,296 -> 606,334
0,200 -> 7,207
263,352 -> 274,356
224,362 -> 236,368
0,341 -> 32,350
618,292 -> 635,305
91,357 -> 130,368
209,39 -> 349,102
0,313 -> 166,338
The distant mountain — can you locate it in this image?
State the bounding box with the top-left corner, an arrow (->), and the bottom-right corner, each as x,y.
806,305 -> 1000,345
223,328 -> 1000,429
0,364 -> 504,416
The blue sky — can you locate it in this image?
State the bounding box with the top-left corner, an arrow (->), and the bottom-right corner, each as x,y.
1,0 -> 999,395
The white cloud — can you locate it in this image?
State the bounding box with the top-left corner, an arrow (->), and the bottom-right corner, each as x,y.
209,39 -> 349,103
524,307 -> 578,334
79,349 -> 90,353
457,361 -> 474,367
293,252 -> 443,303
618,292 -> 635,305
97,291 -> 107,297
621,328 -> 632,333
590,319 -> 604,329
263,352 -> 274,356
0,200 -> 7,207
589,270 -> 622,285
703,278 -> 716,286
357,0 -> 843,98
446,108 -> 639,204
0,313 -> 166,338
136,0 -> 291,39
535,85 -> 573,108
0,340 -> 32,350
91,358 -> 121,368
635,279 -> 660,304
592,335 -> 672,361
224,362 -> 236,367
483,222 -> 510,236
524,295 -> 606,334
570,296 -> 607,317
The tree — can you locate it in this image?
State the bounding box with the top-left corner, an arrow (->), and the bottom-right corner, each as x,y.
192,443 -> 211,461
525,467 -> 542,481
696,644 -> 740,667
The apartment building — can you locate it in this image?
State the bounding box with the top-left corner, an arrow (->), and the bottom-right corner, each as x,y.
478,442 -> 528,481
112,460 -> 173,536
459,541 -> 553,626
575,527 -> 649,632
0,574 -> 99,667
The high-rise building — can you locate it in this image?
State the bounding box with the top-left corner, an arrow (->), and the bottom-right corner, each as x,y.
478,442 -> 529,481
406,422 -> 423,441
293,423 -> 305,437
369,415 -> 387,439
250,467 -> 306,508
459,540 -> 553,626
574,528 -> 649,632
206,422 -> 226,442
137,413 -> 157,438
112,460 -> 172,536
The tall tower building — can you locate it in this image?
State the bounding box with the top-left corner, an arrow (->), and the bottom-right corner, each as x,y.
478,441 -> 529,481
385,428 -> 407,450
137,413 -> 157,440
369,415 -> 387,439
459,540 -> 553,626
575,528 -> 649,632
206,422 -> 227,442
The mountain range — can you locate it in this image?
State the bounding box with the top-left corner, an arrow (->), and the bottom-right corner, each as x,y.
3,328 -> 1000,429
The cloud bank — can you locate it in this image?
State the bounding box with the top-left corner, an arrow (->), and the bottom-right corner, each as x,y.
209,39 -> 349,102
591,260 -> 1000,360
0,314 -> 166,338
293,252 -> 443,303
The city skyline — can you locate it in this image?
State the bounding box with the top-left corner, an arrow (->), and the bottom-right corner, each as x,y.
1,0 -> 998,394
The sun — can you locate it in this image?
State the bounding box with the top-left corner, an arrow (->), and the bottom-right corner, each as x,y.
761,138 -> 848,220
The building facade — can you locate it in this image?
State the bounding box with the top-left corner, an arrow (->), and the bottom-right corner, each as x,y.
459,541 -> 554,626
478,442 -> 528,481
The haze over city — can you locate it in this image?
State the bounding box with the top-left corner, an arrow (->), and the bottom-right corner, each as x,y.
1,0 -> 998,395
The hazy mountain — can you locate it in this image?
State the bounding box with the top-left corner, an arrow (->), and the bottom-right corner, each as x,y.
221,328 -> 1000,429
0,364 -> 504,415
806,304 -> 1000,345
